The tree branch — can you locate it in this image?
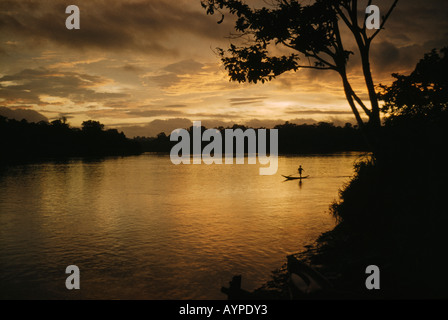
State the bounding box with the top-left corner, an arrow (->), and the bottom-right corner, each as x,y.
342,78 -> 366,129
334,5 -> 356,35
280,40 -> 337,70
369,0 -> 399,42
362,0 -> 374,33
296,65 -> 334,70
351,0 -> 359,29
351,88 -> 372,117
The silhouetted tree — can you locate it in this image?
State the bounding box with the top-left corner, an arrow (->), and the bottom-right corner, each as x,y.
319,48 -> 448,298
138,121 -> 365,154
202,0 -> 399,148
82,120 -> 104,132
51,117 -> 69,128
376,46 -> 448,161
0,118 -> 141,163
378,47 -> 448,123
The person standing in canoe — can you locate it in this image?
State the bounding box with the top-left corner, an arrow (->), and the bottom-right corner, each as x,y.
298,165 -> 304,178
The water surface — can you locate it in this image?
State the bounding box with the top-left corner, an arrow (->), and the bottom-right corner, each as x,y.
0,153 -> 364,299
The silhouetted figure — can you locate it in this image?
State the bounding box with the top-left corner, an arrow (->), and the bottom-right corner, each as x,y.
298,165 -> 304,178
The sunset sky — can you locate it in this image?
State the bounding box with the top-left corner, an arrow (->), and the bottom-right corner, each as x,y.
1,0 -> 447,137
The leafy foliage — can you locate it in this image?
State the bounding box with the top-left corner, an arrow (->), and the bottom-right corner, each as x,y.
0,117 -> 141,162
378,47 -> 448,122
324,48 -> 448,297
202,0 -> 399,142
203,0 -> 345,83
138,121 -> 366,154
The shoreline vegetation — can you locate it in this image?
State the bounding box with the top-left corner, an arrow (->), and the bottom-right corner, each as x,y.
243,47 -> 448,300
0,117 -> 367,165
135,121 -> 367,155
0,118 -> 142,164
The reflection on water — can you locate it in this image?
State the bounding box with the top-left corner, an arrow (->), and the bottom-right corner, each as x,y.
0,153 -> 363,299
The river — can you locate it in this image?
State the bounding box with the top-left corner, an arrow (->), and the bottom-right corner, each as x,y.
0,152 -> 364,299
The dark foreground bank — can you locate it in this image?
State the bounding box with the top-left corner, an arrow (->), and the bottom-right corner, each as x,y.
235,47 -> 448,300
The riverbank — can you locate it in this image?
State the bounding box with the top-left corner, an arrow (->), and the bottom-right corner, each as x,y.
237,234 -> 361,300
0,117 -> 142,164
246,47 -> 448,300
247,150 -> 448,300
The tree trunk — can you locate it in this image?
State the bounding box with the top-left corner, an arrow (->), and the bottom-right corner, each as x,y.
340,71 -> 380,153
359,45 -> 381,129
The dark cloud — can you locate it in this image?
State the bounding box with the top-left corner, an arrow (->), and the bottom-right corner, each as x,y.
188,112 -> 243,119
126,109 -> 185,117
0,106 -> 48,123
371,41 -> 426,74
122,64 -> 143,73
285,108 -> 354,115
0,68 -> 128,105
117,118 -> 193,137
163,60 -> 204,74
164,104 -> 187,109
371,41 -> 401,72
229,96 -> 268,106
56,112 -> 76,120
0,0 -> 233,55
146,59 -> 205,88
147,73 -> 179,88
136,104 -> 188,110
368,0 -> 448,75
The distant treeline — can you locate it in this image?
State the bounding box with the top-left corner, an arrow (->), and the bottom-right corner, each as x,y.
0,116 -> 367,164
0,117 -> 141,163
134,121 -> 367,154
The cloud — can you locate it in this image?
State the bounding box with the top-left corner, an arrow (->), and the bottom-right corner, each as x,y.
126,109 -> 186,117
145,59 -> 206,89
163,60 -> 204,74
284,108 -> 354,115
117,118 -> 193,137
141,60 -> 236,96
122,64 -> 143,73
229,96 -> 268,106
0,107 -> 48,123
164,104 -> 187,109
370,41 -> 436,76
0,0 -> 233,56
368,0 -> 448,77
0,68 -> 128,106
